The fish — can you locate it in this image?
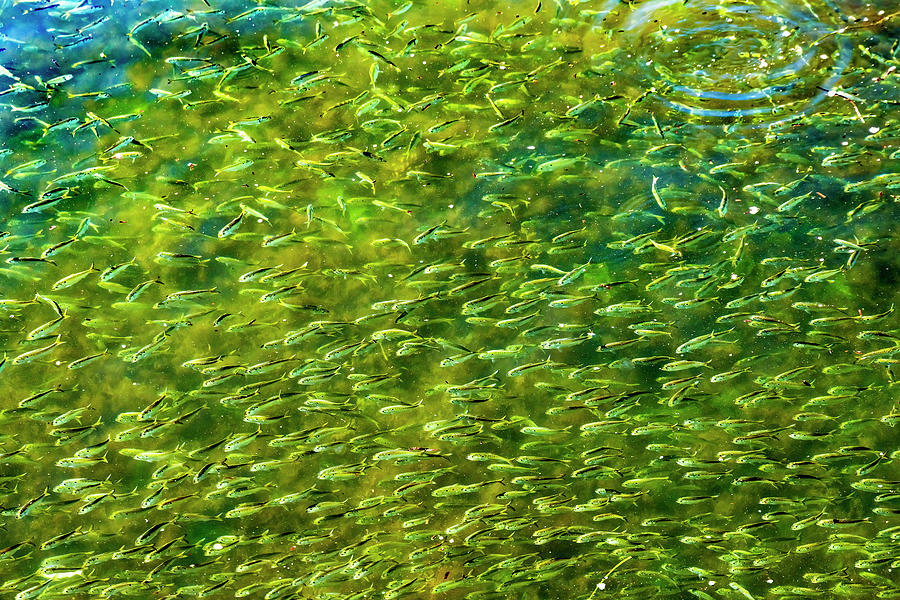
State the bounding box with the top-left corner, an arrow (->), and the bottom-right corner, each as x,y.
12,336 -> 65,365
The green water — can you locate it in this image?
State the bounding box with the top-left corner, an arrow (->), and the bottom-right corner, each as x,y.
0,1 -> 898,599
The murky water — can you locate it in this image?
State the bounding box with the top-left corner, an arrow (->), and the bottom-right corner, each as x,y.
0,1 -> 898,599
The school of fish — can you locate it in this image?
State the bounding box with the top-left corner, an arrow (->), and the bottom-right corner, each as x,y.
0,0 -> 898,599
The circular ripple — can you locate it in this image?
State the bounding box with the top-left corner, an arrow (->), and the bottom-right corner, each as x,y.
593,0 -> 852,126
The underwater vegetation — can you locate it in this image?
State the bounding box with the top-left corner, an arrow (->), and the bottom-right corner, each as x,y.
0,0 -> 899,598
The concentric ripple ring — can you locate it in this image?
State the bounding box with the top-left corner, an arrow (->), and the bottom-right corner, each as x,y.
593,0 -> 852,127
